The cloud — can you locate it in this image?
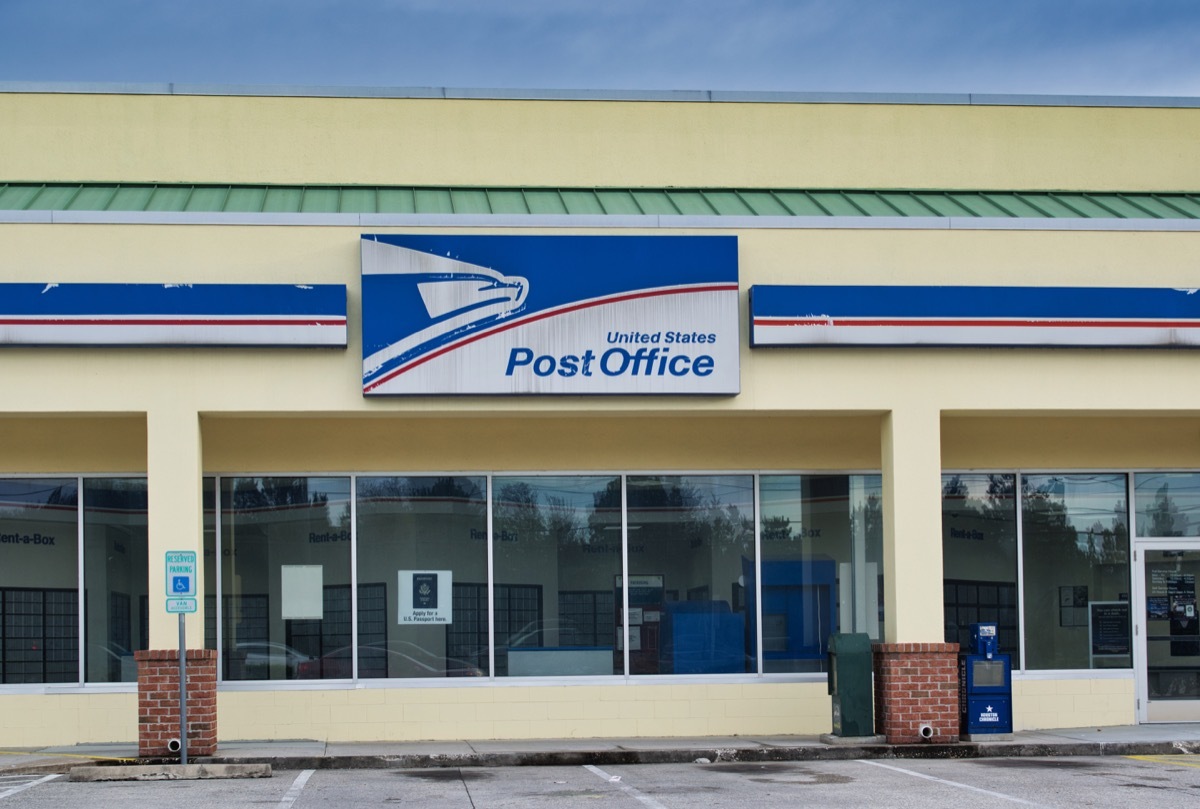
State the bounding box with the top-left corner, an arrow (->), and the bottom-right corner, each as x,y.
1,0 -> 1199,94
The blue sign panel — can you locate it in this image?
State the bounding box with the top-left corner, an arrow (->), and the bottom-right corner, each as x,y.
750,285 -> 1200,348
0,283 -> 347,347
362,235 -> 740,395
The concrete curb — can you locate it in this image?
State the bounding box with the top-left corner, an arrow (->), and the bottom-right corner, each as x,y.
202,739 -> 1200,770
68,763 -> 272,782
0,758 -> 98,776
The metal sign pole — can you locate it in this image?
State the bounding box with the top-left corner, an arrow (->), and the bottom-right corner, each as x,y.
178,612 -> 188,765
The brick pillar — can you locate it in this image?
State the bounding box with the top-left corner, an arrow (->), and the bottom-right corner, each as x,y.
872,642 -> 959,744
135,649 -> 217,757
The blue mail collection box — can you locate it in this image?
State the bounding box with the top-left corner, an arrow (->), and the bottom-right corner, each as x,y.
959,623 -> 1012,736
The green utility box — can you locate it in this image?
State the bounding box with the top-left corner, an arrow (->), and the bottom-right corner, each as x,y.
827,633 -> 874,737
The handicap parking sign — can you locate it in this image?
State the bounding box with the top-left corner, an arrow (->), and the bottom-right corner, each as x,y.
165,551 -> 197,598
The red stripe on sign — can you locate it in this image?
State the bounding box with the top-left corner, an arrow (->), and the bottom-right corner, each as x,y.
365,283 -> 737,393
755,318 -> 1200,329
0,317 -> 347,326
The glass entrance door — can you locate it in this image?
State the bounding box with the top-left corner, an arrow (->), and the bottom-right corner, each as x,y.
1142,548 -> 1200,721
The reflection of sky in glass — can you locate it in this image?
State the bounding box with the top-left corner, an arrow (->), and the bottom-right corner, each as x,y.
0,478 -> 77,507
1135,472 -> 1200,537
0,478 -> 78,524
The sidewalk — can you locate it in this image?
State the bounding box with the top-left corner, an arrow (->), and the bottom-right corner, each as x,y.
5,724 -> 1200,776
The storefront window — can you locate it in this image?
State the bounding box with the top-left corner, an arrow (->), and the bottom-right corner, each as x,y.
0,479 -> 79,684
203,477 -> 217,651
941,474 -> 1019,663
493,475 -> 621,677
626,475 -> 754,675
221,477 -> 351,680
355,476 -> 487,678
1135,472 -> 1200,537
83,479 -> 148,683
1022,474 -> 1130,669
759,475 -> 884,673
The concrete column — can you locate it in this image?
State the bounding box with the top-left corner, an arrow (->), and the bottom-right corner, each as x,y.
146,406 -> 205,648
880,406 -> 944,643
876,407 -> 959,743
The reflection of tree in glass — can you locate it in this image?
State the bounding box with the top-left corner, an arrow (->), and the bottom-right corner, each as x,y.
491,483 -> 588,570
588,478 -> 624,544
623,476 -> 752,552
1021,477 -> 1127,565
356,476 -> 485,523
232,478 -> 315,510
230,478 -> 350,531
44,483 -> 79,508
942,474 -> 1015,534
1150,483 -> 1186,537
494,481 -> 543,543
855,490 -> 884,550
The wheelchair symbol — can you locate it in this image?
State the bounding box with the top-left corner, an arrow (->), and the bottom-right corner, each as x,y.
172,576 -> 191,593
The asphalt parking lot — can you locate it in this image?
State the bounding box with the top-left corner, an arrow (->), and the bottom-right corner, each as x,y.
3,755 -> 1200,808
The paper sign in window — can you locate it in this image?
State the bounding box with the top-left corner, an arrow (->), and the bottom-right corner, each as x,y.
281,565 -> 324,620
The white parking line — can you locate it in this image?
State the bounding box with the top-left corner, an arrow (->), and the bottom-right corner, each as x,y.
276,769 -> 315,809
858,760 -> 1049,807
584,764 -> 669,809
0,774 -> 61,800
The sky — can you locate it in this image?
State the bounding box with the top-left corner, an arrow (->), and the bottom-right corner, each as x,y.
1,0 -> 1199,97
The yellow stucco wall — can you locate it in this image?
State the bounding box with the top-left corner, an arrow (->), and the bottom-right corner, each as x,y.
0,417 -> 145,472
200,415 -> 882,472
216,682 -> 833,742
2,92 -> 1200,189
0,693 -> 138,747
0,674 -> 1138,745
944,417 -> 1200,470
1013,677 -> 1136,731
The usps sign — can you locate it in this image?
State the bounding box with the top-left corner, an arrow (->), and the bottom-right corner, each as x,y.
361,235 -> 740,395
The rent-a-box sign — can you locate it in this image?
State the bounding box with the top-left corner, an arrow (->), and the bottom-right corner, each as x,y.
361,235 -> 739,395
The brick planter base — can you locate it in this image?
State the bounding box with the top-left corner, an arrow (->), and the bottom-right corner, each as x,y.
872,642 -> 959,744
135,649 -> 217,757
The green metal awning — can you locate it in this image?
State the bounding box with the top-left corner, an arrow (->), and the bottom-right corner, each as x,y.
1,183 -> 1199,219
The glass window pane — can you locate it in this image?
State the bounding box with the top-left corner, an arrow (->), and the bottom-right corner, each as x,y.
1144,549 -> 1200,702
626,475 -> 754,675
493,476 -> 621,677
355,476 -> 487,679
221,477 -> 351,680
203,477 -> 217,651
759,475 -> 884,673
942,474 -> 1019,664
1022,474 -> 1130,670
1136,472 -> 1200,537
83,479 -> 148,683
0,479 -> 79,684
